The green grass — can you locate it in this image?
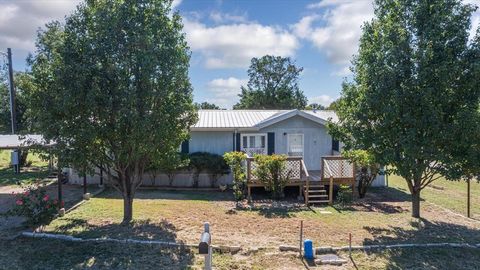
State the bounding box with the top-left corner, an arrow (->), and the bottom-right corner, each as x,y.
388,174 -> 480,219
346,247 -> 480,269
2,237 -> 479,270
0,237 -> 195,270
44,188 -> 480,250
0,150 -> 50,186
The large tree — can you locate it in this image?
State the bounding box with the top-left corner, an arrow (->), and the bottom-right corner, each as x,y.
0,72 -> 36,134
234,55 -> 307,109
28,0 -> 197,223
329,0 -> 480,218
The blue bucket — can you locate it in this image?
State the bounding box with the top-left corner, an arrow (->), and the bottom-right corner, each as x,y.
304,239 -> 314,259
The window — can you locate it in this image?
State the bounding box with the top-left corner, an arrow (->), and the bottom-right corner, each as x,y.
241,133 -> 267,156
287,134 -> 304,157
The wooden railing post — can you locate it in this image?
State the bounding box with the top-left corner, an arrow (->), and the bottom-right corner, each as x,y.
329,175 -> 333,205
247,158 -> 251,182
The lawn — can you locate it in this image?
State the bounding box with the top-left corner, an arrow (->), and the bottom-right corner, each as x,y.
388,174 -> 480,220
44,187 -> 480,250
0,150 -> 50,186
1,237 -> 479,270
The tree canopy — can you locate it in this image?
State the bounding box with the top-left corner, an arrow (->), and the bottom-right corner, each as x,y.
329,0 -> 480,218
195,102 -> 221,110
28,0 -> 197,222
0,72 -> 36,134
234,55 -> 307,109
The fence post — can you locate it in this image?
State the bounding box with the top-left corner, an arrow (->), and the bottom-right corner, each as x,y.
299,220 -> 303,256
199,222 -> 212,270
329,175 -> 333,205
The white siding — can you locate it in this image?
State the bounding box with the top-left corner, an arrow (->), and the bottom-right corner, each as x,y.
259,115 -> 332,170
189,131 -> 233,155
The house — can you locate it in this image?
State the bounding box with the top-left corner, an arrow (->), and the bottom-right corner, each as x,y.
184,109 -> 341,171
67,109 -> 386,202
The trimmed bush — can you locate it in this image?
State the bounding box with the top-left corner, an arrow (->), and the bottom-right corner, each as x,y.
253,154 -> 290,200
223,151 -> 247,201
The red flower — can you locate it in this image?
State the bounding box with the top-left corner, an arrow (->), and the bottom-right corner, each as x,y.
24,191 -> 29,196
43,195 -> 50,202
16,200 -> 23,206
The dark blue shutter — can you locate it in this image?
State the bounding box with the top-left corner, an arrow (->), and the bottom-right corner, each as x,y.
332,138 -> 339,152
181,140 -> 189,154
267,132 -> 275,155
235,133 -> 241,151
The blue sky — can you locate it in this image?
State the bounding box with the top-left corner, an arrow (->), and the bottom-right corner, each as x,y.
1,0 -> 479,108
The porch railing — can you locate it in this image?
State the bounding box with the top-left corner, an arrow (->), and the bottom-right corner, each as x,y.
246,156 -> 308,183
243,147 -> 266,157
321,156 -> 356,205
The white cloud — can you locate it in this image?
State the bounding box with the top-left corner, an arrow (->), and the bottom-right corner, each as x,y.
183,18 -> 298,69
465,0 -> 480,40
301,0 -> 480,72
205,77 -> 248,108
209,11 -> 248,24
308,94 -> 336,107
0,0 -> 79,65
294,1 -> 374,67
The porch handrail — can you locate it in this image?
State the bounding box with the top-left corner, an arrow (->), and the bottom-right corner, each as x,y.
323,159 -> 334,205
302,159 -> 310,204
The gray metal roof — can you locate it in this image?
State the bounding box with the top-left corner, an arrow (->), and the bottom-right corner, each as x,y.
0,135 -> 53,149
192,109 -> 337,130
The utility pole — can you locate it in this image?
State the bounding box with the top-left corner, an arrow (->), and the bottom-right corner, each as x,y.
6,48 -> 19,173
7,48 -> 16,134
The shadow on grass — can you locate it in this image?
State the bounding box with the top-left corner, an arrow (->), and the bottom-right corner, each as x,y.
0,166 -> 50,186
362,219 -> 480,246
2,237 -> 195,269
350,219 -> 480,269
95,188 -> 233,202
51,218 -> 180,243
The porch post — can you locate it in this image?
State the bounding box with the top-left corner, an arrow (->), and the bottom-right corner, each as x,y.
329,175 -> 333,205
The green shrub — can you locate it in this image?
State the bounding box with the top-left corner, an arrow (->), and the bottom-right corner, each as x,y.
146,152 -> 190,186
3,183 -> 60,228
336,184 -> 353,207
253,154 -> 290,200
223,151 -> 247,201
189,152 -> 229,188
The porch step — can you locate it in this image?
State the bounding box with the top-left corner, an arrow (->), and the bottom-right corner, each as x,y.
308,200 -> 330,204
306,189 -> 326,194
305,183 -> 329,205
308,194 -> 328,199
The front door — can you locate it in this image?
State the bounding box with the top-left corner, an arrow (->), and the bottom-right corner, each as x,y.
287,134 -> 303,157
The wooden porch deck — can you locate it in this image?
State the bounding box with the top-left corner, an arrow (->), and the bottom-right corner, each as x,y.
246,156 -> 356,205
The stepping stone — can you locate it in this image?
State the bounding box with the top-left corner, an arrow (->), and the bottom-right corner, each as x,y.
315,254 -> 348,266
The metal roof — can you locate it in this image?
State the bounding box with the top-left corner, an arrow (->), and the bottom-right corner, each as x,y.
0,135 -> 54,149
192,109 -> 337,130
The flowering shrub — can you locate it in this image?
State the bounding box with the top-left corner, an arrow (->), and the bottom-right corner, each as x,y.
223,151 -> 247,201
5,183 -> 61,227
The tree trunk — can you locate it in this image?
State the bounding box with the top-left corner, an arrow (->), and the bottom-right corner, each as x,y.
122,194 -> 133,224
411,189 -> 421,218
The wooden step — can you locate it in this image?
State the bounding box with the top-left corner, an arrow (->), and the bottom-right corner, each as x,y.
305,186 -> 325,190
308,200 -> 330,204
307,189 -> 326,193
308,194 -> 328,198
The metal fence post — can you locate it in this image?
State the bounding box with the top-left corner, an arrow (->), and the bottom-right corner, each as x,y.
199,222 -> 212,270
